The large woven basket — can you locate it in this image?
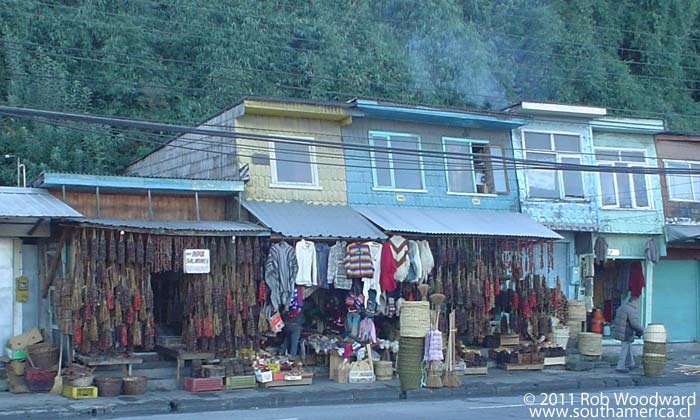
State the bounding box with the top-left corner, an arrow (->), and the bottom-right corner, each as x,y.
578,332 -> 602,356
399,301 -> 431,338
67,374 -> 94,387
26,343 -> 59,370
122,376 -> 148,395
94,377 -> 123,397
643,341 -> 666,356
397,337 -> 424,390
643,354 -> 666,377
374,361 -> 393,380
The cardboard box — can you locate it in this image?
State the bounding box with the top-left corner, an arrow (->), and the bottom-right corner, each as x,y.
254,370 -> 273,383
6,328 -> 42,351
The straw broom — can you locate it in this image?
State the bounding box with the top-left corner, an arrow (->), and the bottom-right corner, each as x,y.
49,335 -> 63,395
443,310 -> 461,387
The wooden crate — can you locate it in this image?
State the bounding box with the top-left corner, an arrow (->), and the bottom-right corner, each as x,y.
224,376 -> 256,390
183,377 -> 223,392
499,363 -> 544,371
497,334 -> 520,347
62,385 -> 98,399
261,377 -> 312,388
544,356 -> 566,366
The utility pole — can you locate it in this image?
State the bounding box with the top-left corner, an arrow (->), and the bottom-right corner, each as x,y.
3,154 -> 24,187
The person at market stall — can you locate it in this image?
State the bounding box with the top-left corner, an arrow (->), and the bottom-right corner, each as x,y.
612,296 -> 644,373
279,285 -> 304,360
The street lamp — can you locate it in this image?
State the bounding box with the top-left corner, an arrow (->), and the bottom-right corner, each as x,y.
3,154 -> 25,187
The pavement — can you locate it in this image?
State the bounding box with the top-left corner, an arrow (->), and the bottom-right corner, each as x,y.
0,343 -> 698,419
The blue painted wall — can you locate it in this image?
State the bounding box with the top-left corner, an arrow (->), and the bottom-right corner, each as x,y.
342,117 -> 520,211
652,259 -> 700,342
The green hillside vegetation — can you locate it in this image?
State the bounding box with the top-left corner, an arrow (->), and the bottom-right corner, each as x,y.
1,0 -> 700,184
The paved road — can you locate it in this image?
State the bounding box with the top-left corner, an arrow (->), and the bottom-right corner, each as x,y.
118,383 -> 700,420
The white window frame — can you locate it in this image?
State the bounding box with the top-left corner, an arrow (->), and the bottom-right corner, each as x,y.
369,131 -> 427,192
442,137 -> 504,196
268,136 -> 321,190
522,130 -> 585,200
664,159 -> 700,202
595,147 -> 651,209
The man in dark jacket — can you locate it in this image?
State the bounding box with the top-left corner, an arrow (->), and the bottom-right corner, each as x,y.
612,297 -> 644,372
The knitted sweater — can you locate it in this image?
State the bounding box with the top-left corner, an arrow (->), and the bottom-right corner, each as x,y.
379,241 -> 397,293
418,240 -> 434,282
344,242 -> 374,278
405,240 -> 423,283
389,235 -> 409,282
264,241 -> 298,311
362,242 -> 383,306
327,241 -> 351,290
295,239 -> 317,286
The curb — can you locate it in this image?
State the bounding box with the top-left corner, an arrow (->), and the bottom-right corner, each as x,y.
2,374 -> 699,419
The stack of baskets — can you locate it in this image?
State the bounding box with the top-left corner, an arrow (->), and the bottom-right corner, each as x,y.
374,361 -> 393,381
566,301 -> 587,340
643,324 -> 667,377
397,301 -> 430,390
26,343 -> 59,370
577,332 -> 603,356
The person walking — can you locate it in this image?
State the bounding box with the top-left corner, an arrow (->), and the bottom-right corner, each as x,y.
612,296 -> 644,373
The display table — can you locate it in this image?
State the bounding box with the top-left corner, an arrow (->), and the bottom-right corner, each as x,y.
156,346 -> 215,387
76,354 -> 143,376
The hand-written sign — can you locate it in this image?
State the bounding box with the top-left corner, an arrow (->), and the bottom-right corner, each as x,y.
184,249 -> 210,274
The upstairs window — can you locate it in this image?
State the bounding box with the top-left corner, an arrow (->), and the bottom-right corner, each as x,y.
442,137 -> 508,194
369,132 -> 424,191
665,159 -> 700,201
523,132 -> 584,199
269,137 -> 319,187
596,149 -> 650,208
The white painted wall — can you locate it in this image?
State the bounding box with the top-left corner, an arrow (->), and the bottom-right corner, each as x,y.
0,238 -> 14,349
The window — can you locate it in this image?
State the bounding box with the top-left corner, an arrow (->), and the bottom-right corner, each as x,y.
269,137 -> 319,187
523,132 -> 584,199
443,137 -> 508,194
596,149 -> 650,208
369,132 -> 424,190
665,160 -> 700,201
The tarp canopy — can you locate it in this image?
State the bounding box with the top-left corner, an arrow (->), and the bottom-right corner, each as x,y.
666,224 -> 700,243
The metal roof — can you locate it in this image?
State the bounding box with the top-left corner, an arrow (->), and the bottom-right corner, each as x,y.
665,224 -> 700,243
30,172 -> 244,194
353,206 -> 562,239
242,200 -> 386,239
64,218 -> 269,236
0,187 -> 82,218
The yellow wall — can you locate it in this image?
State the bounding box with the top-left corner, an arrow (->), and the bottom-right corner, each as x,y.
234,114 -> 347,205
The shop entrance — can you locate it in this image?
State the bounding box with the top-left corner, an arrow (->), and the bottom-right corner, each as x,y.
593,259 -> 646,324
152,271 -> 185,340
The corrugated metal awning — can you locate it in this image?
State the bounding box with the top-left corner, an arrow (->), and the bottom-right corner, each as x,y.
64,218 -> 269,236
242,200 -> 386,239
0,187 -> 81,218
353,206 -> 562,239
666,224 -> 700,243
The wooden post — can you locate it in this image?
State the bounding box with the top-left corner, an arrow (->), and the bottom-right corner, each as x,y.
42,228 -> 71,298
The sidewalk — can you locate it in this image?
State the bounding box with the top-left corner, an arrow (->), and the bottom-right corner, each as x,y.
1,343 -> 698,419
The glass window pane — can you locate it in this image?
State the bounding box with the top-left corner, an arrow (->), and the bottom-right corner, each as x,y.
371,135 -> 392,187
621,151 -> 645,163
615,165 -> 632,208
527,152 -> 558,198
392,135 -> 423,190
692,175 -> 700,201
596,149 -> 619,161
445,141 -> 474,193
633,173 -> 649,207
554,134 -> 580,152
599,165 -> 617,206
489,146 -> 508,193
524,132 -> 552,150
274,142 -> 313,183
561,157 -> 584,198
669,174 -> 693,200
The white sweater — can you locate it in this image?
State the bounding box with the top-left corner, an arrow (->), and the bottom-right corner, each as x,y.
295,239 -> 317,286
362,241 -> 383,306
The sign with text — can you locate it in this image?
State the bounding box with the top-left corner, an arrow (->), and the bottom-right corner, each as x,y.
184,249 -> 210,274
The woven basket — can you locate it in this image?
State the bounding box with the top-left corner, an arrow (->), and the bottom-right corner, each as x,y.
578,332 -> 602,356
122,376 -> 148,395
94,377 -> 123,397
67,374 -> 94,387
26,343 -> 59,370
643,355 -> 666,377
567,300 -> 586,321
374,361 -> 393,380
643,341 -> 666,356
400,301 -> 431,338
397,337 -> 424,390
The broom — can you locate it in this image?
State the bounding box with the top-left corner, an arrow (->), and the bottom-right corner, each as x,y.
426,293 -> 446,388
49,335 -> 63,395
443,310 -> 461,387
418,284 -> 429,301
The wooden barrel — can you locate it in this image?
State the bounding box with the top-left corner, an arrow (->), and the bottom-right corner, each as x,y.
374,361 -> 393,381
399,301 -> 431,338
643,354 -> 666,376
578,332 -> 602,356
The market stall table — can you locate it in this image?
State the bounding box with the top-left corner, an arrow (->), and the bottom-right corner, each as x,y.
76,354 -> 143,376
156,346 -> 215,387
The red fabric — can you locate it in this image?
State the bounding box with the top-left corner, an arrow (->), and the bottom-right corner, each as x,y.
629,261 -> 646,298
380,241 -> 397,292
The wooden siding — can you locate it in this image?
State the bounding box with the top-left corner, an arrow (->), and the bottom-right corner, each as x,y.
125,111 -> 237,180
49,190 -> 226,220
655,138 -> 700,223
234,114 -> 347,204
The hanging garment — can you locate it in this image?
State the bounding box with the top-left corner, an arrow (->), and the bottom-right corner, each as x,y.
594,236 -> 608,265
295,239 -> 318,286
423,327 -> 443,361
645,239 -> 659,264
389,235 -> 410,282
344,242 -> 374,278
617,263 -> 632,297
265,241 -> 298,312
328,241 -> 351,290
362,242 -> 383,306
405,240 -> 423,283
379,241 -> 397,293
359,317 -> 377,344
629,261 -> 646,298
418,240 -> 434,282
315,243 -> 330,288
